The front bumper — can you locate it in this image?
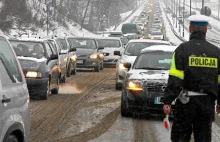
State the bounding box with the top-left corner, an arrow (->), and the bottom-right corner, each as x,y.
26,78 -> 49,97
76,58 -> 99,68
124,89 -> 175,115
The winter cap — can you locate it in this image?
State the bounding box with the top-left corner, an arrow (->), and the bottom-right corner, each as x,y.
188,15 -> 210,26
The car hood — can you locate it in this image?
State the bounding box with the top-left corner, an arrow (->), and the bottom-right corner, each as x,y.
75,48 -> 97,55
127,69 -> 169,81
102,47 -> 122,55
17,56 -> 46,70
119,55 -> 137,64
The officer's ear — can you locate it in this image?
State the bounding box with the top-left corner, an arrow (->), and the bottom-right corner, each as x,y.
204,27 -> 207,33
189,26 -> 192,33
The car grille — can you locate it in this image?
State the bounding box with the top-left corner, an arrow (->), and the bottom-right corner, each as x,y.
78,55 -> 87,58
145,83 -> 167,93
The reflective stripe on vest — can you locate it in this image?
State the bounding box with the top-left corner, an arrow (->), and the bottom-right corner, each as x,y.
218,75 -> 220,84
169,52 -> 184,80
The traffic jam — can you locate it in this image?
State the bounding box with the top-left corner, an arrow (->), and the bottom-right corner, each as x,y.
1,0 -> 220,142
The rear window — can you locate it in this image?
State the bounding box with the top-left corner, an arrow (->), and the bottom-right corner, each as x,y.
124,42 -> 169,56
68,38 -> 97,49
97,39 -> 121,47
10,40 -> 45,59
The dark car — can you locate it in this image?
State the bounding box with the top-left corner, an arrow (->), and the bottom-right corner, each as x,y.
9,38 -> 60,100
67,37 -> 104,72
120,45 -> 177,117
56,37 -> 77,77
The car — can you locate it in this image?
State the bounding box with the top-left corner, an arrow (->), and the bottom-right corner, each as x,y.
0,32 -> 30,142
114,39 -> 171,90
150,31 -> 164,40
67,37 -> 104,72
10,38 -> 60,100
121,23 -> 142,37
120,45 -> 177,117
56,37 -> 77,77
108,31 -> 123,37
123,33 -> 139,40
97,37 -> 124,66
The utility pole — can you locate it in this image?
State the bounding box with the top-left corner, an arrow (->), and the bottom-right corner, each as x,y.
183,0 -> 185,37
80,0 -> 91,30
190,0 -> 191,16
47,4 -> 49,36
202,0 -> 205,9
179,0 -> 180,33
218,0 -> 220,19
176,0 -> 178,28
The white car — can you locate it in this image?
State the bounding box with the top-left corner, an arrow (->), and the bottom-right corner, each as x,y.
97,37 -> 124,65
150,31 -> 164,40
114,39 -> 171,90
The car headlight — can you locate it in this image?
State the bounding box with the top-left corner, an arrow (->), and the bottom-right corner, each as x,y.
126,80 -> 143,91
26,71 -> 42,78
70,54 -> 77,61
118,63 -> 126,69
90,54 -> 98,59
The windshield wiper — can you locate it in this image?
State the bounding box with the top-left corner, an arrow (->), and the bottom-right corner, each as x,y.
135,67 -> 167,70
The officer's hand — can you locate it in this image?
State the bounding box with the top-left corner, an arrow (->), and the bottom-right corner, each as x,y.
216,105 -> 220,114
163,104 -> 171,115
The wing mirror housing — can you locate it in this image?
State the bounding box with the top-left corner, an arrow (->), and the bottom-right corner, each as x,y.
124,63 -> 131,70
69,48 -> 76,52
114,51 -> 121,56
47,54 -> 58,64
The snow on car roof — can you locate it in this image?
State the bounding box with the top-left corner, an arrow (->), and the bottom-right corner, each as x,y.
11,37 -> 46,42
17,56 -> 47,62
141,45 -> 177,53
128,39 -> 170,44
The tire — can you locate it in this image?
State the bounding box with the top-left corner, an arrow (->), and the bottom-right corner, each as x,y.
51,78 -> 59,95
5,134 -> 18,142
100,62 -> 104,70
66,63 -> 72,77
121,92 -> 132,117
71,63 -> 77,75
115,83 -> 122,90
94,63 -> 100,72
41,80 -> 50,100
60,75 -> 66,83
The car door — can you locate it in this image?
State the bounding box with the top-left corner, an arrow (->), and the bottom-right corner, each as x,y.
44,42 -> 58,90
0,37 -> 30,141
56,39 -> 68,76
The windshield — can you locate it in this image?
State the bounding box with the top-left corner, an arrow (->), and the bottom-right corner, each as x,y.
97,39 -> 121,47
124,42 -> 169,56
10,41 -> 45,59
68,38 -> 96,49
134,51 -> 173,70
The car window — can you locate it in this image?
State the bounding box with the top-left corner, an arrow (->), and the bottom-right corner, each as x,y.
97,39 -> 121,48
10,40 -> 45,59
68,38 -> 96,49
0,38 -> 23,84
58,39 -> 68,50
124,42 -> 170,56
44,42 -> 53,57
134,51 -> 173,70
48,41 -> 57,54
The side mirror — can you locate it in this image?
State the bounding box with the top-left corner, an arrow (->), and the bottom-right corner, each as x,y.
47,54 -> 58,64
69,48 -> 76,52
98,46 -> 104,50
124,63 -> 131,70
114,51 -> 121,56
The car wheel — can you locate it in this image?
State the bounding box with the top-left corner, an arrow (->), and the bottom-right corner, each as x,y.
100,61 -> 104,70
71,63 -> 77,75
67,63 -> 72,77
5,134 -> 18,142
121,92 -> 132,117
94,63 -> 100,72
60,75 -> 66,83
41,80 -> 50,100
51,78 -> 59,95
115,82 -> 122,90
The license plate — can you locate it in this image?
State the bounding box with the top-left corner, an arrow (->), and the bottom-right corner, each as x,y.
154,97 -> 163,104
77,60 -> 83,64
154,97 -> 175,105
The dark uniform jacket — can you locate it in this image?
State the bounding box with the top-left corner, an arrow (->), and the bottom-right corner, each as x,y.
164,31 -> 220,105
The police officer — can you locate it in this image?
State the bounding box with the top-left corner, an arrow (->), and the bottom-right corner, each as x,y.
163,15 -> 220,142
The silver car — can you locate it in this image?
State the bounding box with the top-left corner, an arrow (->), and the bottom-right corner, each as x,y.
0,33 -> 30,141
114,39 -> 171,90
